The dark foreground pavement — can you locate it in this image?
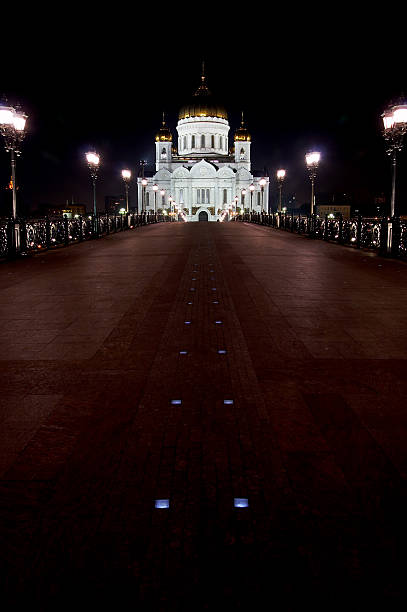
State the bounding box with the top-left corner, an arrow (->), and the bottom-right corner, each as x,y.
1,221 -> 407,610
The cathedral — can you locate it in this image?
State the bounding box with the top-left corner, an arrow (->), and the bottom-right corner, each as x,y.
137,70 -> 269,222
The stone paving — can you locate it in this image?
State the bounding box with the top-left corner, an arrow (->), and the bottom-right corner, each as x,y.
1,221 -> 407,610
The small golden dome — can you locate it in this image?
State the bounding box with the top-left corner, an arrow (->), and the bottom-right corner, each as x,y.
155,113 -> 172,142
234,112 -> 251,141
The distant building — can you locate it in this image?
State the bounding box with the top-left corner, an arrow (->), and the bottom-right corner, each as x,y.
37,202 -> 86,217
105,195 -> 126,214
316,192 -> 352,219
316,204 -> 351,219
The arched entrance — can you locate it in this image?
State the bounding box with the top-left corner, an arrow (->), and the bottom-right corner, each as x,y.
198,211 -> 208,222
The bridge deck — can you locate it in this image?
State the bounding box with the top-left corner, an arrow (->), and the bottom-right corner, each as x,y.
1,222 -> 407,609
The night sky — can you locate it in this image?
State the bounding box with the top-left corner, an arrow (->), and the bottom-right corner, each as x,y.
1,10 -> 406,216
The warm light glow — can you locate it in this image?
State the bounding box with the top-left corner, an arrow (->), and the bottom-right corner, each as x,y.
277,169 -> 286,179
122,169 -> 131,180
306,151 -> 321,166
13,112 -> 27,132
141,178 -> 148,186
249,184 -> 255,191
0,106 -> 14,126
259,178 -> 267,187
160,189 -> 165,196
86,152 -> 100,166
383,111 -> 395,130
152,184 -> 158,191
393,105 -> 407,125
241,189 -> 247,195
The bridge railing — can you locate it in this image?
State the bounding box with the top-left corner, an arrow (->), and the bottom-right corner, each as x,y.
0,212 -> 168,259
235,212 -> 406,259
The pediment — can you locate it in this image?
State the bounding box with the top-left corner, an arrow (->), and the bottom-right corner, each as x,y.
236,167 -> 252,180
172,166 -> 191,178
190,159 -> 217,178
217,166 -> 235,178
154,168 -> 172,180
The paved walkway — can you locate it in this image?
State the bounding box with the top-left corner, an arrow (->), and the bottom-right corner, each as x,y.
1,222 -> 407,610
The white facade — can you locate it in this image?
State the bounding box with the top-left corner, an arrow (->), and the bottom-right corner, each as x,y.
137,89 -> 269,222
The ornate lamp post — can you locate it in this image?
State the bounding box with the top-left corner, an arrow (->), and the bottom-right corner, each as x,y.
241,188 -> 247,212
85,151 -> 100,219
234,195 -> 238,214
276,169 -> 286,212
152,184 -> 159,213
160,189 -> 165,213
305,151 -> 321,215
249,183 -> 255,212
121,169 -> 131,213
141,178 -> 148,213
382,103 -> 407,217
0,102 -> 28,220
259,178 -> 267,213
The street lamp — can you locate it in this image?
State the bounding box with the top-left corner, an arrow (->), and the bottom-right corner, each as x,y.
276,169 -> 286,212
152,184 -> 159,213
234,195 -> 238,214
259,178 -> 267,213
241,188 -> 247,211
121,169 -> 131,213
85,151 -> 100,218
141,178 -> 148,213
0,101 -> 28,220
305,151 -> 321,215
382,102 -> 407,217
249,183 -> 255,212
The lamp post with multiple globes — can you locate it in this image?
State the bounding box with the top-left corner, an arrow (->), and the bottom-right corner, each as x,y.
249,183 -> 255,213
152,184 -> 159,214
0,101 -> 28,220
276,169 -> 286,213
85,151 -> 100,220
141,178 -> 148,213
259,178 -> 267,213
305,151 -> 321,216
241,188 -> 247,212
121,169 -> 131,213
382,103 -> 407,217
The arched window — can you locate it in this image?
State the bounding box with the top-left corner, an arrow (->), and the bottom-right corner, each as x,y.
223,189 -> 227,204
180,189 -> 184,203
211,135 -> 215,148
161,147 -> 167,159
183,136 -> 186,150
201,135 -> 205,149
192,135 -> 196,148
146,192 -> 150,207
206,189 -> 210,204
240,148 -> 245,160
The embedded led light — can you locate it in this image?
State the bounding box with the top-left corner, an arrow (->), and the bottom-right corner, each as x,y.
155,499 -> 170,509
224,400 -> 234,405
171,399 -> 182,405
234,498 -> 249,508
218,350 -> 227,354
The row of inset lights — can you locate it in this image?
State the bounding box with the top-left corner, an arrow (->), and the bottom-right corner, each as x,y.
155,498 -> 248,509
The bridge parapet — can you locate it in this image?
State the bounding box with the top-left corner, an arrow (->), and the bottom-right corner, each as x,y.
235,212 -> 407,259
0,212 -> 172,259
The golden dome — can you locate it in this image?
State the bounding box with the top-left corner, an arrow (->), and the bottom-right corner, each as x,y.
155,114 -> 172,141
234,112 -> 251,141
178,73 -> 228,120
